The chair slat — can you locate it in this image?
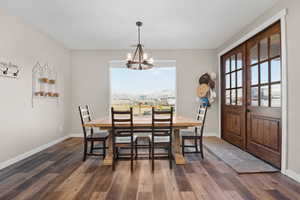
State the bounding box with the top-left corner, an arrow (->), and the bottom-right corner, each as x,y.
153,118 -> 172,122
113,110 -> 132,114
82,115 -> 90,119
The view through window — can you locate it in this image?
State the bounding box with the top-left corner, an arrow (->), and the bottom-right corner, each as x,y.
110,67 -> 176,116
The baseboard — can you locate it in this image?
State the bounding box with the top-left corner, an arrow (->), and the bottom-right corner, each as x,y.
286,169 -> 300,183
0,135 -> 69,170
203,132 -> 219,137
69,133 -> 83,138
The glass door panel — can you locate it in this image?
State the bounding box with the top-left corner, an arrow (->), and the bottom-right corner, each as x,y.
270,33 -> 281,58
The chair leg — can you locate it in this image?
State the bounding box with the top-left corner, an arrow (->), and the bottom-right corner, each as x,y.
152,143 -> 154,172
169,144 -> 172,169
112,145 -> 116,171
83,140 -> 87,161
200,138 -> 204,159
90,141 -> 94,154
182,138 -> 185,156
131,143 -> 133,171
194,139 -> 199,152
135,139 -> 138,159
116,147 -> 119,159
103,140 -> 106,157
148,139 -> 151,159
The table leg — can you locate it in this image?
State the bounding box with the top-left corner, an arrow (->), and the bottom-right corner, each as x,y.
173,128 -> 186,165
103,130 -> 113,165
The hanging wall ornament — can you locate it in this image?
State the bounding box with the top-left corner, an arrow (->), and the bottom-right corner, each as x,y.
32,62 -> 59,108
197,72 -> 217,106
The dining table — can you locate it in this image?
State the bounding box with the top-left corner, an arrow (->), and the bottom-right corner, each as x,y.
85,115 -> 201,165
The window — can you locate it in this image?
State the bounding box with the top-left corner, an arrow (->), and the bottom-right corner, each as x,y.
249,33 -> 281,107
110,67 -> 176,116
224,52 -> 244,106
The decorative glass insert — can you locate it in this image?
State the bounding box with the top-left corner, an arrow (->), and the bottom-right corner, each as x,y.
236,53 -> 243,69
226,74 -> 230,89
271,84 -> 281,107
225,59 -> 230,73
231,55 -> 236,71
231,72 -> 236,88
231,89 -> 236,105
270,33 -> 281,58
237,70 -> 242,87
260,62 -> 269,84
271,58 -> 281,82
250,44 -> 258,64
260,38 -> 268,61
251,65 -> 258,85
226,90 -> 231,105
260,85 -> 269,107
251,87 -> 259,106
237,88 -> 243,106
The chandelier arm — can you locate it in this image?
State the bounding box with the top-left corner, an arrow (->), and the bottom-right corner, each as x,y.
138,26 -> 141,45
132,45 -> 139,61
139,45 -> 142,69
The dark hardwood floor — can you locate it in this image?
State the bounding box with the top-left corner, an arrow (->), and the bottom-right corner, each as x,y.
1,138 -> 300,200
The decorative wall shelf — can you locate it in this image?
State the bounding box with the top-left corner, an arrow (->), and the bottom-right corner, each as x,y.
0,61 -> 20,78
32,62 -> 59,107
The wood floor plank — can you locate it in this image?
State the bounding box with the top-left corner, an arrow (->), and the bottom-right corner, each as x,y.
0,138 -> 300,200
14,173 -> 58,200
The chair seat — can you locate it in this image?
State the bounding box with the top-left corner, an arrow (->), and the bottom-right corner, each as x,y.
115,135 -> 137,143
149,135 -> 170,143
87,132 -> 109,140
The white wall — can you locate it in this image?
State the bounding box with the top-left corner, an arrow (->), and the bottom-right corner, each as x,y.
217,0 -> 300,180
70,50 -> 219,136
0,9 -> 71,165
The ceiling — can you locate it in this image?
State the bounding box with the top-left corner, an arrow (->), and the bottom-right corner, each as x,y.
0,0 -> 278,50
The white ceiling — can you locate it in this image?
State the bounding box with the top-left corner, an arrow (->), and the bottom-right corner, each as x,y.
0,0 -> 278,50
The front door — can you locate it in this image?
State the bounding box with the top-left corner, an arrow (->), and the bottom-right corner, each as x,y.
246,22 -> 282,168
221,21 -> 282,168
221,44 -> 246,149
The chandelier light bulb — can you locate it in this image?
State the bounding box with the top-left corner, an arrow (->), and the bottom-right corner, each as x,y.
148,58 -> 154,64
143,53 -> 148,60
126,53 -> 132,61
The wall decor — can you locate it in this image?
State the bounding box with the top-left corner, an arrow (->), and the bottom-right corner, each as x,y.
197,72 -> 217,106
0,61 -> 20,78
32,62 -> 59,107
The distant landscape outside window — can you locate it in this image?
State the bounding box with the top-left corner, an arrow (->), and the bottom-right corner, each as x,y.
110,67 -> 176,116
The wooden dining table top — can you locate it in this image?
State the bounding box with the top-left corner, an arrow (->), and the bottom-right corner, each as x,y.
85,115 -> 201,129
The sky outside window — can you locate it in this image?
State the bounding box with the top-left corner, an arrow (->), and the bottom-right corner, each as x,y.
110,67 -> 176,115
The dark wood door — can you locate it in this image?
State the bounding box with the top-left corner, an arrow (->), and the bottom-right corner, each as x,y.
221,44 -> 246,149
221,21 -> 282,168
245,22 -> 282,168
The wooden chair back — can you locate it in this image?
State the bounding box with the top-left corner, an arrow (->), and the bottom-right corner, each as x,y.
195,104 -> 208,136
78,105 -> 93,139
151,107 -> 174,138
111,107 -> 134,141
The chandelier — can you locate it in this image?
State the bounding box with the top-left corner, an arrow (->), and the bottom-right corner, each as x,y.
126,21 -> 154,70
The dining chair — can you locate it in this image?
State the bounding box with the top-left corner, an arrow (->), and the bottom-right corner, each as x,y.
111,107 -> 137,171
181,104 -> 208,159
78,105 -> 108,161
150,107 -> 173,172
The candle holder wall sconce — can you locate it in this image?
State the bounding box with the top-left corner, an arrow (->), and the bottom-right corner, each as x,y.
0,61 -> 20,78
32,62 -> 59,107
